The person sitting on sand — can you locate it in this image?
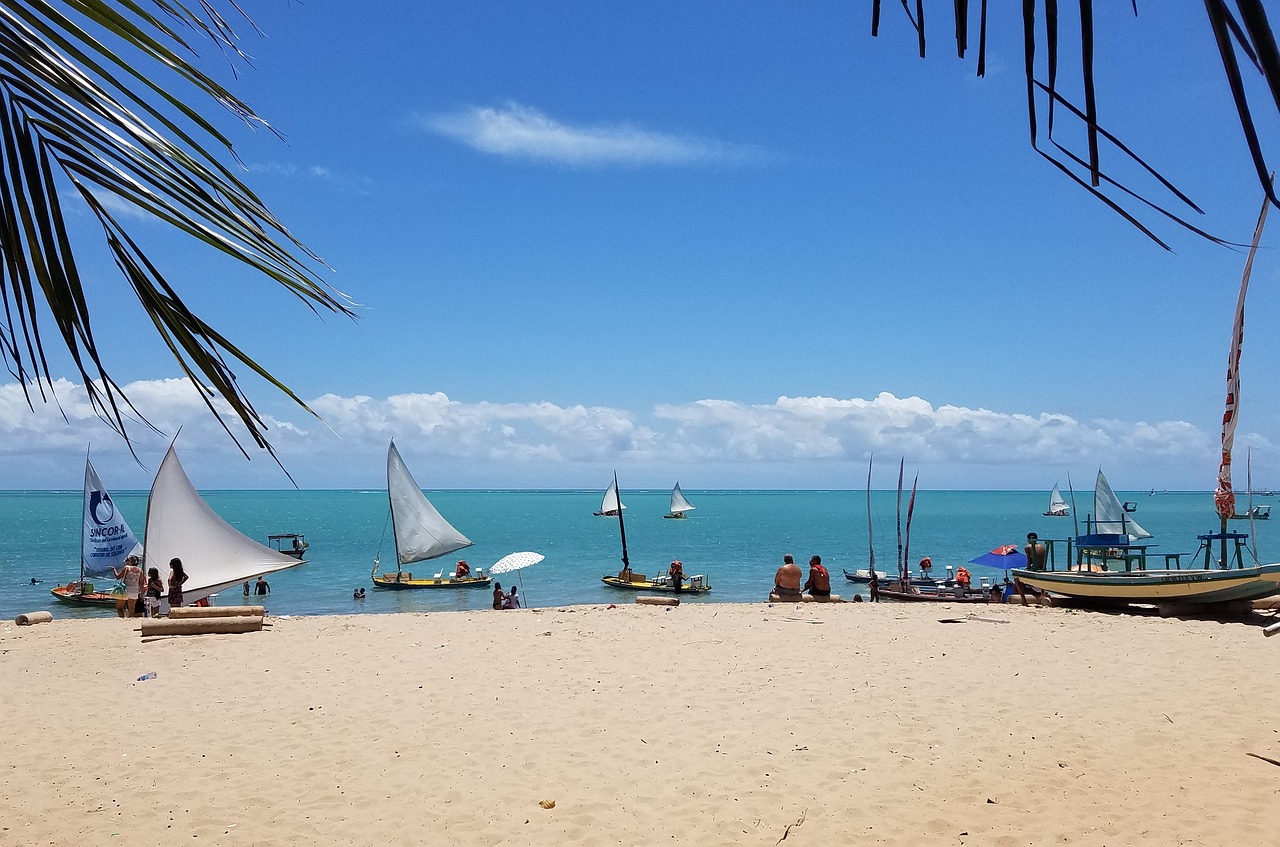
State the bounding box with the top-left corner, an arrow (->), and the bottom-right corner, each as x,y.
455,560 -> 471,578
773,554 -> 803,598
493,582 -> 507,610
803,555 -> 831,597
504,585 -> 521,609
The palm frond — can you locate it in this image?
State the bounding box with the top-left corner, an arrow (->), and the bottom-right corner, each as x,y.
0,0 -> 356,466
873,1 -> 1280,246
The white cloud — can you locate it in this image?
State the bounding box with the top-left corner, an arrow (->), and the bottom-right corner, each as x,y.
420,103 -> 770,167
0,379 -> 1228,489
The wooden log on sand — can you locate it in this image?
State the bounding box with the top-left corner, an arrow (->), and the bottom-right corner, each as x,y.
636,596 -> 679,607
14,611 -> 53,626
1264,620 -> 1280,637
168,605 -> 265,619
801,594 -> 845,603
141,616 -> 264,637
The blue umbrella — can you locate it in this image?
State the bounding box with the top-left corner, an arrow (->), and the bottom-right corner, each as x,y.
969,544 -> 1029,570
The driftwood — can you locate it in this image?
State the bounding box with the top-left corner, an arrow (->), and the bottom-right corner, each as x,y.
167,605 -> 265,619
636,596 -> 679,607
140,616 -> 264,637
14,611 -> 53,626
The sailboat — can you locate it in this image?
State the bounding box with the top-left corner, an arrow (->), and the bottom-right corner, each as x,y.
600,472 -> 711,593
662,482 -> 696,519
592,478 -> 627,517
370,441 -> 491,589
1043,484 -> 1070,517
50,456 -> 144,606
1013,191 -> 1280,607
140,444 -> 305,607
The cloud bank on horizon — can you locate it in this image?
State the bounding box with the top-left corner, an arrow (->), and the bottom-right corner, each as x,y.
419,102 -> 769,167
0,377 -> 1247,491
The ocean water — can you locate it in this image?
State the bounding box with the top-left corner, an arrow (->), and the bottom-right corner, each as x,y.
1,488 -> 1271,621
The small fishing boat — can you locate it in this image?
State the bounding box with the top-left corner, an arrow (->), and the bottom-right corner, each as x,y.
600,472 -> 711,593
592,478 -> 627,517
371,441 -> 491,590
51,455 -> 144,607
1122,501 -> 1138,513
663,482 -> 696,519
1015,195 -> 1280,608
1229,504 -> 1271,520
842,568 -> 938,588
1043,483 -> 1070,517
268,533 -> 310,559
876,584 -> 1002,603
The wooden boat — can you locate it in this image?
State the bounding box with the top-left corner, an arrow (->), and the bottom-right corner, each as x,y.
592,479 -> 627,517
50,455 -> 144,609
268,533 -> 310,559
842,568 -> 938,588
600,472 -> 710,593
662,482 -> 696,519
371,441 -> 491,590
1015,197 -> 1280,609
1043,483 -> 1070,517
1229,504 -> 1271,520
877,584 -> 1002,603
142,444 -> 305,606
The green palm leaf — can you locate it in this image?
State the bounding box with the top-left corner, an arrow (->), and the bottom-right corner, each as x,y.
0,0 -> 355,464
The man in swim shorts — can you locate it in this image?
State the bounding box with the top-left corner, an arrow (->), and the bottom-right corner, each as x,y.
804,555 -> 831,597
773,554 -> 803,597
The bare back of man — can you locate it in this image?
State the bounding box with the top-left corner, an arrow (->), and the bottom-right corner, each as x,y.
774,554 -> 803,596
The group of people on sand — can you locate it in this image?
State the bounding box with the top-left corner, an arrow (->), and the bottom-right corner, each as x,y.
110,555 -> 187,617
772,553 -> 831,599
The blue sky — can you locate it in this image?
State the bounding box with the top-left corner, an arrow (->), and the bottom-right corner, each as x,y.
3,2 -> 1279,491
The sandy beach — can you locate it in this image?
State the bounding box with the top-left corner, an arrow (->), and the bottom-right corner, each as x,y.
3,602 -> 1279,846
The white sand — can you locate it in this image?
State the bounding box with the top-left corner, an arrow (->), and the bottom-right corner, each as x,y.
3,602 -> 1279,846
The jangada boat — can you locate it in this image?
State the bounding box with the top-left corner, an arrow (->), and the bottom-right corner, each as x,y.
50,455 -> 144,607
600,472 -> 711,593
371,441 -> 491,590
592,478 -> 627,517
663,482 -> 696,519
1013,195 -> 1280,608
1043,483 -> 1070,517
140,444 -> 305,607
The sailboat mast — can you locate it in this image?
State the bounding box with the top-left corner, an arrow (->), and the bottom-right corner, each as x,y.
1214,179 -> 1271,565
80,447 -> 90,587
895,458 -> 904,579
613,471 -> 630,569
865,455 -> 876,575
903,472 -> 918,582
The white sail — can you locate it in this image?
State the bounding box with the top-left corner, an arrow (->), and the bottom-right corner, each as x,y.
668,482 -> 696,514
1046,484 -> 1070,516
388,441 -> 473,566
81,459 -> 143,578
142,445 -> 302,600
598,479 -> 627,514
1093,470 -> 1151,541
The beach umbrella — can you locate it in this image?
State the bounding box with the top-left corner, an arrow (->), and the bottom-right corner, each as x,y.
968,545 -> 1029,571
489,551 -> 544,607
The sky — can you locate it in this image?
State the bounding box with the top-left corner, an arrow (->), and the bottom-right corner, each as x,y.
3,1 -> 1280,492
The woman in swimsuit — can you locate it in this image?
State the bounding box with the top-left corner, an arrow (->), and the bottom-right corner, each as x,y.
167,557 -> 189,609
492,581 -> 507,610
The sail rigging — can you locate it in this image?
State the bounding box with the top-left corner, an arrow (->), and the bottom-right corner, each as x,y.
81,457 -> 142,580
387,441 -> 473,567
1214,185 -> 1270,524
142,445 -> 302,601
1092,469 -> 1151,541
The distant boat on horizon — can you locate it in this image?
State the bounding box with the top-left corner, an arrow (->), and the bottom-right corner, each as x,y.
663,482 -> 696,519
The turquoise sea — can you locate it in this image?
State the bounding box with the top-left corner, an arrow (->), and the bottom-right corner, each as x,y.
1,488 -> 1272,621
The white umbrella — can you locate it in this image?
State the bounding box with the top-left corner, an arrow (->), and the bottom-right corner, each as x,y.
489,551 -> 544,607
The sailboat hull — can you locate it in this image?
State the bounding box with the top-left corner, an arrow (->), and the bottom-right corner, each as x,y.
662,512 -> 688,519
371,573 -> 492,590
49,584 -> 117,606
601,575 -> 711,593
1012,564 -> 1280,604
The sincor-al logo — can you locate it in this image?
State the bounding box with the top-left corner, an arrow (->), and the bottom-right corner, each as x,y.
89,490 -> 116,525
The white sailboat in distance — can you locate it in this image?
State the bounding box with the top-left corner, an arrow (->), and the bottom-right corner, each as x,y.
663,482 -> 696,519
593,478 -> 627,517
1043,483 -> 1070,517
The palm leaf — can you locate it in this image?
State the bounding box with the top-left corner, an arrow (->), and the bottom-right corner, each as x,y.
0,1 -> 356,466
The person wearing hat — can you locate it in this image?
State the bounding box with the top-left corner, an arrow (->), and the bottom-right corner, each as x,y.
112,555 -> 144,618
1025,532 -> 1048,571
668,559 -> 685,593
